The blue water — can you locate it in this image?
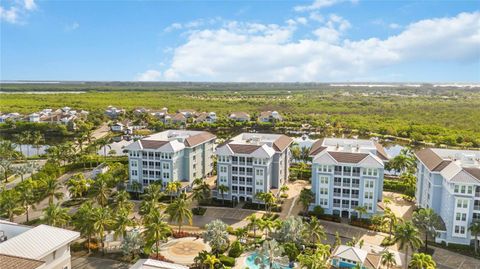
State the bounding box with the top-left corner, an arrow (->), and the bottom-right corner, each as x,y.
245,252 -> 290,269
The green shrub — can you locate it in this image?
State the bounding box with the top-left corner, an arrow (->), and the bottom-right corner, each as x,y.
228,241 -> 244,258
192,207 -> 207,215
311,206 -> 324,218
219,255 -> 236,266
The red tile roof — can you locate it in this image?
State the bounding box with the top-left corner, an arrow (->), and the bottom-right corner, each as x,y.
184,132 -> 216,147
309,138 -> 327,156
0,254 -> 44,269
329,152 -> 369,163
272,135 -> 293,152
140,140 -> 169,149
415,148 -> 446,171
229,144 -> 261,154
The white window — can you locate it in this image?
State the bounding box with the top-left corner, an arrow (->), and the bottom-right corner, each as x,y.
163,172 -> 170,179
255,179 -> 263,186
467,186 -> 473,194
220,166 -> 227,173
457,199 -> 468,209
131,160 -> 138,167
456,213 -> 467,221
363,168 -> 378,176
320,188 -> 328,195
320,176 -> 329,184
364,191 -> 373,199
365,180 -> 374,188
255,169 -> 264,176
162,163 -> 170,170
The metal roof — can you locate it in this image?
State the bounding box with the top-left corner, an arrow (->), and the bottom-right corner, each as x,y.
0,225 -> 79,260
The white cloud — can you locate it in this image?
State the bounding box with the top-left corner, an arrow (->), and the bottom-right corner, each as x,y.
388,23 -> 401,29
0,6 -> 19,23
142,11 -> 479,82
65,22 -> 80,32
294,0 -> 357,12
136,70 -> 162,81
0,0 -> 36,24
24,0 -> 36,11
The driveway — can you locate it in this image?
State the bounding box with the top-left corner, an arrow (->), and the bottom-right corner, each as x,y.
71,254 -> 130,269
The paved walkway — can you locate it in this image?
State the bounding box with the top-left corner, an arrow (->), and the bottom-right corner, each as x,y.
159,237 -> 211,265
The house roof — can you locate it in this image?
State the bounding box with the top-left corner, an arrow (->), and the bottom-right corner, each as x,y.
0,254 -> 45,269
332,245 -> 368,263
329,152 -> 369,164
140,140 -> 169,149
415,148 -> 446,171
229,144 -> 262,154
184,132 -> 216,147
272,135 -> 294,152
465,167 -> 480,181
373,141 -> 389,161
309,138 -> 327,156
229,111 -> 250,119
130,259 -> 189,269
0,225 -> 79,260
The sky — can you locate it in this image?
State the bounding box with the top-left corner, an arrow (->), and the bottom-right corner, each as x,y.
1,0 -> 479,82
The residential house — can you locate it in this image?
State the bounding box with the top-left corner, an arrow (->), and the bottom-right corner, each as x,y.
215,133 -> 293,202
258,111 -> 282,122
177,109 -> 197,118
415,148 -> 480,246
172,113 -> 187,125
105,106 -> 125,119
150,107 -> 169,119
229,112 -> 250,122
0,113 -> 22,123
0,220 -> 80,269
29,113 -> 40,122
195,112 -> 217,124
331,245 -> 381,269
125,130 -> 216,191
309,138 -> 389,218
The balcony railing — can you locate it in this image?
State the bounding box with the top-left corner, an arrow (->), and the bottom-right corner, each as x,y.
334,193 -> 341,197
352,172 -> 360,177
475,192 -> 480,198
342,183 -> 350,187
334,171 -> 342,175
351,194 -> 359,199
333,203 -> 340,208
352,184 -> 360,188
342,204 -> 349,209
247,162 -> 253,166
334,182 -> 341,186
474,206 -> 480,211
246,172 -> 253,176
232,180 -> 238,184
342,193 -> 350,198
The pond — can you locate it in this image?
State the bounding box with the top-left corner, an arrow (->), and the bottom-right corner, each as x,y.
15,144 -> 50,157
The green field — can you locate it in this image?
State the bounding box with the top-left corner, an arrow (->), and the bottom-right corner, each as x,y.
1,83 -> 479,147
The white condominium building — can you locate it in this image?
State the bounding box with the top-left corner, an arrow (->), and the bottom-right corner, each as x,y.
415,148 -> 480,246
309,138 -> 389,218
125,130 -> 216,191
215,133 -> 293,202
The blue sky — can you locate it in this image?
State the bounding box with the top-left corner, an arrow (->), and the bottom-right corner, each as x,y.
1,0 -> 479,82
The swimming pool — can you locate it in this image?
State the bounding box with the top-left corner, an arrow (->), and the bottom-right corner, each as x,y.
244,252 -> 291,269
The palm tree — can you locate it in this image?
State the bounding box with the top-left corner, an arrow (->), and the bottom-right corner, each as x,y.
381,250 -> 397,269
91,177 -> 111,206
93,207 -> 114,254
392,221 -> 423,268
73,201 -> 96,253
97,138 -> 111,159
166,196 -> 193,233
247,213 -> 261,239
31,131 -> 44,156
17,180 -> 37,222
142,210 -> 171,259
303,216 -> 326,245
131,181 -> 142,200
382,207 -> 398,238
41,176 -> 64,204
409,253 -> 436,269
143,183 -> 163,203
20,131 -> 32,157
114,209 -> 135,240
203,254 -> 220,269
257,239 -> 285,268
166,181 -> 179,202
217,184 -> 228,205
469,221 -> 480,254
412,208 -> 441,251
192,186 -> 207,209
279,185 -> 289,198
43,202 -> 70,227
354,205 -> 368,219
113,190 -> 133,212
68,173 -> 93,199
0,188 -> 23,222
259,218 -> 280,239
299,188 -> 314,216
